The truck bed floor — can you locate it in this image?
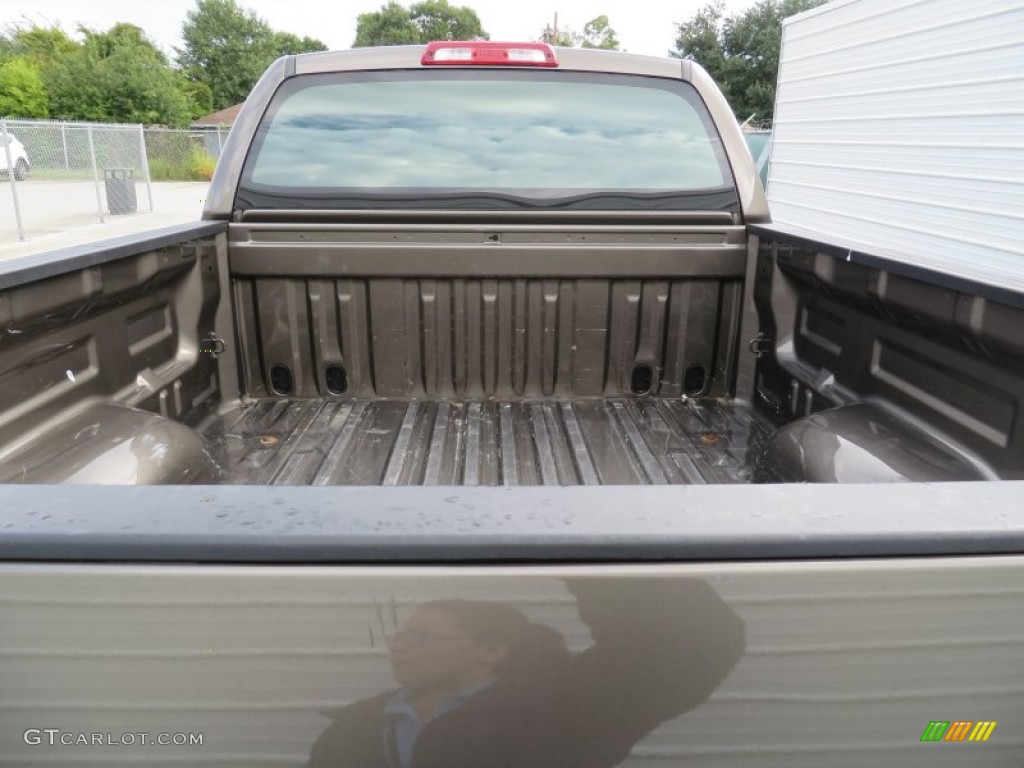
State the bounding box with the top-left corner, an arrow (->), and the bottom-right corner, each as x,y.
200,398 -> 775,486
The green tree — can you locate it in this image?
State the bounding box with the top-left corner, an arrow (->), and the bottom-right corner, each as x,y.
90,24 -> 192,125
353,0 -> 488,47
177,76 -> 214,120
539,15 -> 620,50
0,24 -> 77,64
272,32 -> 328,57
0,56 -> 49,117
2,21 -> 226,125
539,24 -> 575,47
42,41 -> 107,122
45,24 -> 193,126
672,1 -> 726,73
354,3 -> 420,47
673,0 -> 827,121
178,0 -> 276,111
178,0 -> 328,110
579,15 -> 619,50
410,0 -> 489,42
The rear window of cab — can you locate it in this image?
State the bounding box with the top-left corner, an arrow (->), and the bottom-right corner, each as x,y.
237,70 -> 739,211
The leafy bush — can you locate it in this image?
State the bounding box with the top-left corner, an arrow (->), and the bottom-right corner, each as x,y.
148,144 -> 216,181
191,147 -> 216,179
0,57 -> 49,118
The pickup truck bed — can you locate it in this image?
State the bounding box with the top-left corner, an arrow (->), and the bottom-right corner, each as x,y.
3,42 -> 1024,768
202,397 -> 772,486
2,217 -> 1020,487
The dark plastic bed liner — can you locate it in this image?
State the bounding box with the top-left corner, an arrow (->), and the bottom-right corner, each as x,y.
200,398 -> 774,486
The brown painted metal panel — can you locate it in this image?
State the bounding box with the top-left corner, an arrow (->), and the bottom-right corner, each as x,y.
4,558 -> 1021,765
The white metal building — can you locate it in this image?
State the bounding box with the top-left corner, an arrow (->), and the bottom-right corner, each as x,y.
767,0 -> 1024,292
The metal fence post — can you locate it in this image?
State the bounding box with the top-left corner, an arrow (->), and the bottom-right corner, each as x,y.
217,125 -> 224,157
2,119 -> 26,241
138,125 -> 154,212
86,124 -> 105,223
61,121 -> 69,170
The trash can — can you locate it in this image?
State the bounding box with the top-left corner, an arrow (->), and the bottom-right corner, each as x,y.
104,168 -> 137,215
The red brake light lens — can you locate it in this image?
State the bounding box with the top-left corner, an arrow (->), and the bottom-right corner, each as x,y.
421,42 -> 559,67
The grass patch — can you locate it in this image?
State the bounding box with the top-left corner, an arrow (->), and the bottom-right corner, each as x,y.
148,145 -> 216,182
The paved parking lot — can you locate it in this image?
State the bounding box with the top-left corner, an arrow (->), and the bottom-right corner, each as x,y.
0,180 -> 209,261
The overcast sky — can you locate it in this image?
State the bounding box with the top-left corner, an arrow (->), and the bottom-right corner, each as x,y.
2,0 -> 760,60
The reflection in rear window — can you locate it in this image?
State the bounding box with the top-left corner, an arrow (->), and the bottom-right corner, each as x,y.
239,71 -> 737,210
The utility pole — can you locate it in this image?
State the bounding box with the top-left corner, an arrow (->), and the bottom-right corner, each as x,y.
542,12 -> 562,45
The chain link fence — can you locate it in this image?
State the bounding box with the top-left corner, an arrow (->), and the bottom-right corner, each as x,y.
144,127 -> 222,183
1,118 -> 228,243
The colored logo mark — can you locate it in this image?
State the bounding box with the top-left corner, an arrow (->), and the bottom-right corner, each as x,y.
920,721 -> 997,742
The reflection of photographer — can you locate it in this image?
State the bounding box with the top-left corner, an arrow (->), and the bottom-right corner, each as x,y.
307,578 -> 745,768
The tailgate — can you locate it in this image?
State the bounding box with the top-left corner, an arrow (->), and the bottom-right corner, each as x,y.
2,484 -> 1023,766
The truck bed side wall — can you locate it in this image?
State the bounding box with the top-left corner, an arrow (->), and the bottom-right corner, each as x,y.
0,231 -> 227,465
751,231 -> 1024,478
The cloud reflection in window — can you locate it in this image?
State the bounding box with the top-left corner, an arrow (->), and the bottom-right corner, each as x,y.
250,80 -> 726,191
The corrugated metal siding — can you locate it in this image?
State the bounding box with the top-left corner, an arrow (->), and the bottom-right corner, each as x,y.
3,561 -> 1024,767
767,0 -> 1024,292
